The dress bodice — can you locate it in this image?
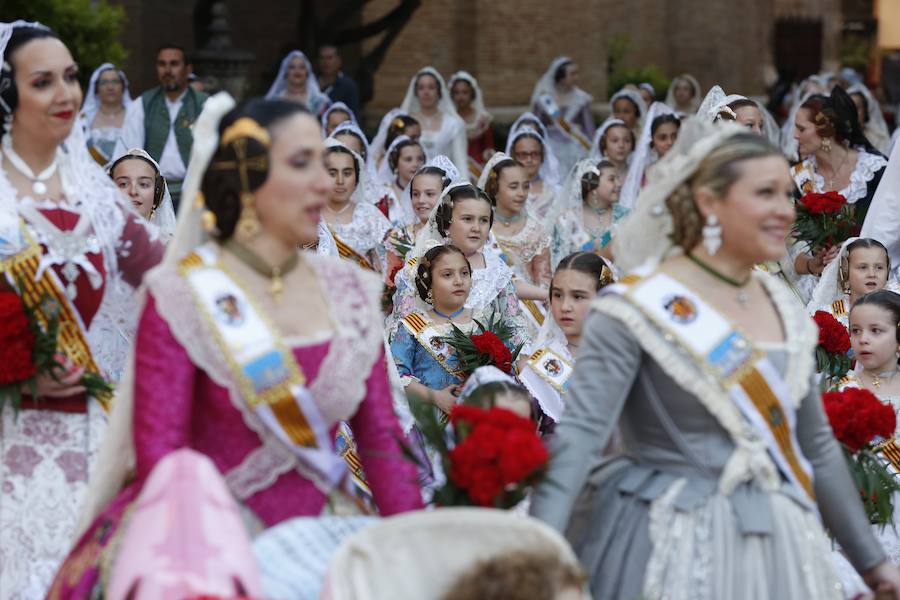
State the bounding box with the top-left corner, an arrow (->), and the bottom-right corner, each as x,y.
86,126 -> 122,163
331,202 -> 392,258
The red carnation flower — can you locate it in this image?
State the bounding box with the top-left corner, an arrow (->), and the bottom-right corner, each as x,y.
823,387 -> 896,452
813,311 -> 851,355
0,292 -> 37,385
801,191 -> 847,215
470,331 -> 513,373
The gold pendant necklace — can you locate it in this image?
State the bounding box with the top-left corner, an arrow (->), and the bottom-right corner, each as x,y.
223,240 -> 300,304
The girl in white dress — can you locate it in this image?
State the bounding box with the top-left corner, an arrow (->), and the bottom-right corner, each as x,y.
400,67 -> 468,176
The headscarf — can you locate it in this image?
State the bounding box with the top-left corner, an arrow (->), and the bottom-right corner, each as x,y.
331,120 -> 374,179
609,88 -> 647,128
696,85 -> 780,146
80,62 -> 132,127
620,102 -> 677,209
265,50 -> 325,102
504,125 -> 561,187
108,148 -> 177,239
400,66 -> 460,120
448,70 -> 493,136
589,117 -> 628,160
664,74 -> 702,114
320,101 -> 357,133
375,134 -> 420,187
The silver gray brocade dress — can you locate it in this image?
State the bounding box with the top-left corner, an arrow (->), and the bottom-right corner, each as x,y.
530,274 -> 886,600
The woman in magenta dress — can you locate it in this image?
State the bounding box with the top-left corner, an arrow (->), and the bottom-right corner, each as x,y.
0,23 -> 164,597
49,95 -> 422,598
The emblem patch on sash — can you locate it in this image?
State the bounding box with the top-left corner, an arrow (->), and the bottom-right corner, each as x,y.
215,293 -> 245,326
663,294 -> 697,324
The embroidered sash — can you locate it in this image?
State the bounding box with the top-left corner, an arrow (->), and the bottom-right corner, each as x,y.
468,156 -> 483,181
328,225 -> 375,271
831,299 -> 847,318
519,344 -> 573,422
494,239 -> 546,329
179,246 -> 346,487
535,94 -> 591,150
0,225 -> 111,411
400,312 -> 462,378
610,271 -> 816,502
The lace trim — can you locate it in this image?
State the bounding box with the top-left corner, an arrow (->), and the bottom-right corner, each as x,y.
331,202 -> 392,257
493,218 -> 551,267
804,151 -> 887,203
147,250 -> 384,500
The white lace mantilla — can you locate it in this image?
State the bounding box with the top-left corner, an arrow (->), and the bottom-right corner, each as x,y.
331,201 -> 392,257
795,151 -> 887,204
147,249 -> 385,500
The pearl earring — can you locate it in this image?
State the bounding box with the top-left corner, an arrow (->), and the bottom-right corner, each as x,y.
702,214 -> 722,256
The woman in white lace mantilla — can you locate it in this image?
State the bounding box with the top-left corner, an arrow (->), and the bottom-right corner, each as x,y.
0,22 -> 164,598
531,117 -> 900,599
505,122 -> 561,227
78,62 -> 132,166
265,50 -> 332,118
664,74 -> 702,118
589,117 -> 634,179
479,152 -> 551,337
319,139 -> 391,272
400,67 -> 468,177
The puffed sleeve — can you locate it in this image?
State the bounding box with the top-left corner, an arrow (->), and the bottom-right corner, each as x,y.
133,293 -> 197,482
796,373 -> 887,573
116,211 -> 165,288
348,348 -> 424,515
530,309 -> 641,532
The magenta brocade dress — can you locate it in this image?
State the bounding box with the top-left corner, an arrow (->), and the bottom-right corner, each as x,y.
48,253 -> 422,599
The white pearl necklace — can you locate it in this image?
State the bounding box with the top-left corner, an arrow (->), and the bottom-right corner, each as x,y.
2,134 -> 58,196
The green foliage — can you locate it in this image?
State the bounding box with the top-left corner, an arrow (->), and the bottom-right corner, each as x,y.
845,447 -> 900,528
0,0 -> 127,87
606,34 -> 671,100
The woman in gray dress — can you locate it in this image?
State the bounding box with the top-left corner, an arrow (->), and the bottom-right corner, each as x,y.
530,118 -> 900,599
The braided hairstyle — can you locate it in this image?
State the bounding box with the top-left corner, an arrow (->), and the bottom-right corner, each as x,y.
0,25 -> 61,122
800,87 -> 878,154
667,133 -> 781,251
435,184 -> 494,237
581,159 -> 614,202
482,157 -> 523,205
414,244 -> 470,302
551,251 -> 615,297
200,98 -> 310,239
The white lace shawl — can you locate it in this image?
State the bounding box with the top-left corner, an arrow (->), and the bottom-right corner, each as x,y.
331,201 -> 392,259
128,250 -> 384,505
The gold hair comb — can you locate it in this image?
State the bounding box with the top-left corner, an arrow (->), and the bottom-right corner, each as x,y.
221,117 -> 271,147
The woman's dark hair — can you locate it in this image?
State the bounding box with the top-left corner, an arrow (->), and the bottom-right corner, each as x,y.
415,72 -> 442,99
414,244 -> 470,301
852,289 -> 900,347
600,124 -> 636,153
451,77 -> 476,100
325,144 -> 360,183
551,252 -> 615,297
580,159 -> 615,201
388,138 -> 423,173
850,91 -> 870,123
201,98 -> 310,240
464,381 -> 533,418
385,115 -> 420,150
800,87 -> 877,153
435,184 -> 493,237
483,158 -> 522,205
650,114 -> 681,139
109,154 -> 166,210
0,26 -> 62,121
553,60 -> 574,84
411,165 -> 451,193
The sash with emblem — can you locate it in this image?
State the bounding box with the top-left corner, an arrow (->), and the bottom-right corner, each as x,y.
519,343 -> 573,422
606,271 -> 816,503
400,311 -> 463,379
328,225 -> 375,271
0,223 -> 111,411
493,240 -> 546,331
179,245 -> 347,488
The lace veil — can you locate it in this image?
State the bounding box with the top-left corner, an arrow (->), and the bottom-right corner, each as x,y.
320,101 -> 358,131
265,50 -> 324,101
504,125 -> 561,187
110,148 -> 177,239
664,74 -> 702,114
848,83 -> 891,154
375,134 -> 413,186
609,88 -> 647,127
475,151 -> 511,191
400,66 -> 460,121
324,137 -> 368,205
620,101 -> 676,209
370,108 -> 407,164
448,71 -> 492,128
79,62 -> 132,129
589,117 -> 628,160
613,118 -> 751,273
696,85 -> 781,146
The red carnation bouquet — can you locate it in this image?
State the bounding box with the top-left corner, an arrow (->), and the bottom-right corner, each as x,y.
823,387 -> 900,525
408,402 -> 549,508
0,289 -> 112,412
793,191 -> 858,252
813,311 -> 852,382
439,311 -> 523,376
